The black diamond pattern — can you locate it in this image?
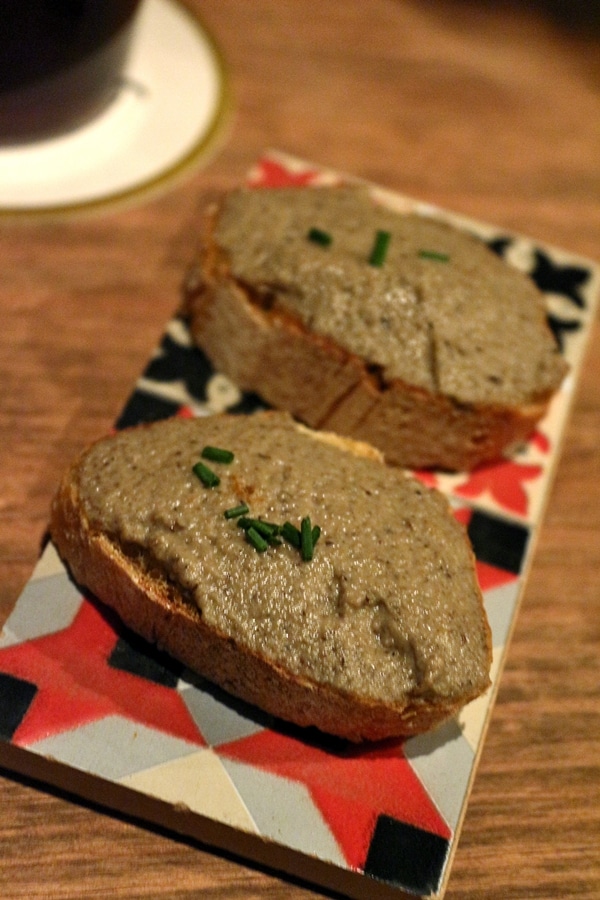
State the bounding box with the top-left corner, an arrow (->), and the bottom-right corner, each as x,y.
108,634 -> 182,688
468,510 -> 529,575
530,250 -> 589,309
116,390 -> 180,429
144,330 -> 214,395
486,236 -> 513,258
364,814 -> 449,894
547,314 -> 582,352
0,672 -> 38,741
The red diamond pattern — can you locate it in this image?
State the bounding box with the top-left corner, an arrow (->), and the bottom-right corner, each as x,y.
219,729 -> 451,869
0,597 -> 205,748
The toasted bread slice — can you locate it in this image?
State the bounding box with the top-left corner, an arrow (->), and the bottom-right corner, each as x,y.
184,186 -> 566,470
50,412 -> 492,742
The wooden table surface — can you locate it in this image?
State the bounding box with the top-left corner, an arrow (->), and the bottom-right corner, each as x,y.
1,1 -> 599,897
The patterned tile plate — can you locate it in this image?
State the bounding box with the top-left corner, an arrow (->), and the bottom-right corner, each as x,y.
1,152 -> 598,899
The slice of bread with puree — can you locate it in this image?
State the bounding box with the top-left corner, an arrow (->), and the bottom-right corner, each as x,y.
184,186 -> 566,471
50,411 -> 492,742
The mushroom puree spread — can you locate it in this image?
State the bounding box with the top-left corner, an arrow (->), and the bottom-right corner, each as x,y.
78,413 -> 490,705
213,186 -> 564,406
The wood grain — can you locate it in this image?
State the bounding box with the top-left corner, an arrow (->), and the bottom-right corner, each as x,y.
1,1 -> 599,897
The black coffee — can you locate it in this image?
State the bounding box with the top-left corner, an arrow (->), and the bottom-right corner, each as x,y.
0,0 -> 141,142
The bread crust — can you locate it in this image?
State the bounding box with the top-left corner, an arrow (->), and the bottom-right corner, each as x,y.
183,194 -> 564,471
49,421 -> 491,743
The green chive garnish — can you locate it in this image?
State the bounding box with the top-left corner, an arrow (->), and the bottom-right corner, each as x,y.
300,516 -> 314,561
246,526 -> 269,553
201,445 -> 234,464
224,503 -> 249,519
418,249 -> 449,262
237,517 -> 281,544
228,504 -> 320,558
282,521 -> 301,549
307,227 -> 332,247
368,230 -> 391,267
238,517 -> 270,534
192,461 -> 220,488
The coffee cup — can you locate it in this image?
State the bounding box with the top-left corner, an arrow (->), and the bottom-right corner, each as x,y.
0,1 -> 143,144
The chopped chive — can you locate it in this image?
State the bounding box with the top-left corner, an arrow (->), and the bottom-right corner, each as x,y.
246,526 -> 269,553
368,230 -> 391,267
300,516 -> 314,561
282,521 -> 301,548
418,249 -> 450,262
201,445 -> 234,464
307,227 -> 332,247
192,461 -> 220,488
224,503 -> 249,519
233,510 -> 319,558
237,517 -> 281,544
257,520 -> 282,535
237,517 -> 271,533
251,520 -> 280,541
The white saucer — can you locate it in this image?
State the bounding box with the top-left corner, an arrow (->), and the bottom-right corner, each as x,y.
0,0 -> 229,214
